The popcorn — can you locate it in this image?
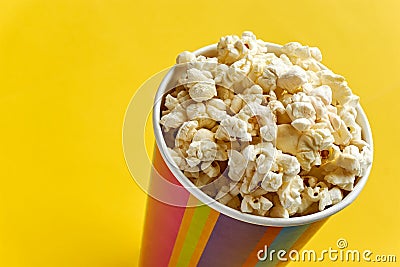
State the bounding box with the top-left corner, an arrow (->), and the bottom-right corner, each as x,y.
266,54 -> 293,77
298,181 -> 343,212
190,56 -> 219,74
276,124 -> 301,155
248,143 -> 275,191
297,128 -> 334,171
240,85 -> 264,105
215,185 -> 233,205
359,145 -> 373,177
277,66 -> 308,93
196,117 -> 218,130
160,104 -> 187,131
176,90 -> 191,106
202,161 -> 220,178
176,121 -> 198,143
217,32 -> 259,65
277,175 -> 304,215
269,195 -> 289,218
332,121 -> 353,145
186,103 -> 208,120
176,51 -> 196,64
215,116 -> 252,141
164,94 -> 180,110
193,128 -> 214,142
217,35 -> 246,65
324,168 -> 355,191
241,195 -> 273,216
206,99 -> 228,121
160,31 -> 372,218
261,171 -> 283,192
320,143 -> 372,190
216,86 -> 234,101
260,124 -> 276,142
168,147 -> 199,172
227,150 -> 247,181
285,93 -> 317,131
186,140 -> 217,167
229,95 -> 244,114
309,85 -> 332,105
215,141 -> 229,161
189,82 -> 217,103
275,150 -> 301,176
281,42 -> 322,71
268,99 -> 285,114
318,70 -> 359,106
329,187 -> 343,205
340,108 -> 362,141
182,68 -> 217,102
257,68 -> 278,92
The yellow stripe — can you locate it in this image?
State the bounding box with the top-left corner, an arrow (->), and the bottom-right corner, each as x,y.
187,209 -> 220,266
168,195 -> 199,267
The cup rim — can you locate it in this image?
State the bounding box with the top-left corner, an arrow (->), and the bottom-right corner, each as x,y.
153,43 -> 374,226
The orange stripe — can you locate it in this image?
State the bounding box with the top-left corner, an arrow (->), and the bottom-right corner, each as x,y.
275,219 -> 328,267
187,209 -> 220,266
242,226 -> 283,267
168,195 -> 199,267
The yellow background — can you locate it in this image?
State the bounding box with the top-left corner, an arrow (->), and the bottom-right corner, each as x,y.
1,0 -> 399,266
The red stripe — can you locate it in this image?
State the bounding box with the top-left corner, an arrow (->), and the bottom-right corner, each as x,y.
139,148 -> 191,266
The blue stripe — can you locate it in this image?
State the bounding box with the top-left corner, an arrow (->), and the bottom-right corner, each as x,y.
255,224 -> 310,267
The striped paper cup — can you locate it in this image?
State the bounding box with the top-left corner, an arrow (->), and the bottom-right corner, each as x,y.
139,44 -> 373,267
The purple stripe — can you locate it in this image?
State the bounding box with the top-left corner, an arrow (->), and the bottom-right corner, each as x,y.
197,213 -> 268,267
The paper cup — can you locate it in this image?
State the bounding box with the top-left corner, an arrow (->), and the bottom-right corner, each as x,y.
138,44 -> 373,267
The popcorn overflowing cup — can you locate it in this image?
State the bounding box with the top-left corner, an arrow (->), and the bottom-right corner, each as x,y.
135,32 -> 373,267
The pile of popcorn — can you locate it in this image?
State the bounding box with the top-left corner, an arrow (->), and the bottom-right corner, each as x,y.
159,32 -> 372,218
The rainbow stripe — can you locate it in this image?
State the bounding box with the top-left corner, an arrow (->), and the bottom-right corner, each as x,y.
139,148 -> 327,266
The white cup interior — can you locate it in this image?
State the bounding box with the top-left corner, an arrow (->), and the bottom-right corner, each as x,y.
153,44 -> 373,227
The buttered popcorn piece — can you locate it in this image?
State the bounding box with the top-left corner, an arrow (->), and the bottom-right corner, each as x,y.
276,124 -> 301,155
161,31 -> 372,218
297,128 -> 334,171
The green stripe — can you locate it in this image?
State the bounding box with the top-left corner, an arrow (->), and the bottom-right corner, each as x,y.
255,224 -> 310,267
175,204 -> 212,266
